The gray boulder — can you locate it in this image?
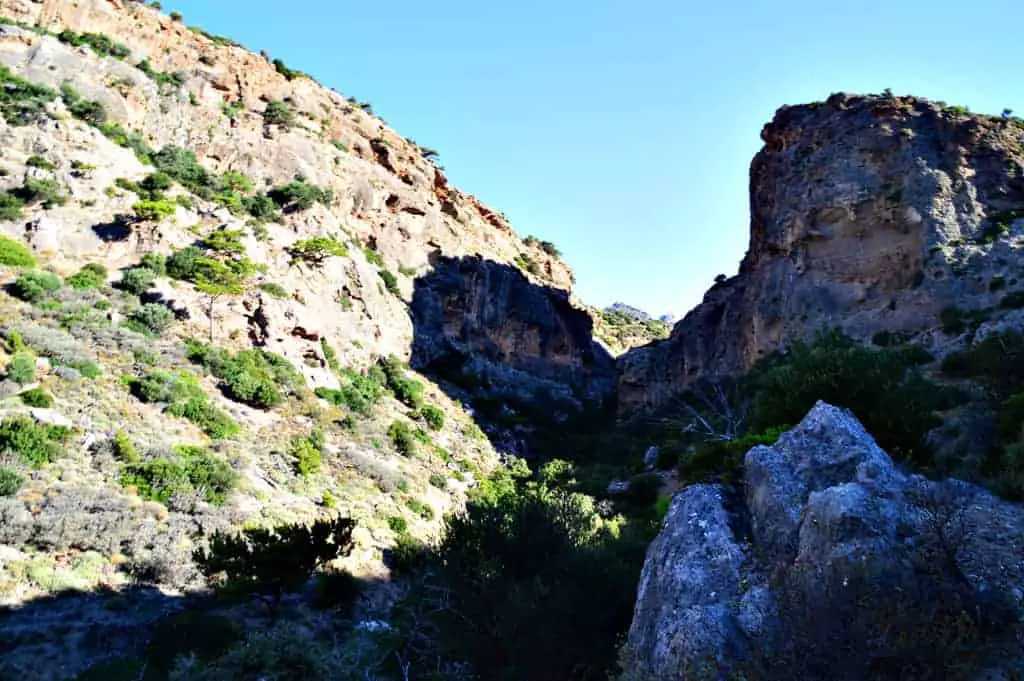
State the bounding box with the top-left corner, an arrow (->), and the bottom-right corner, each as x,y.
620,401 -> 1024,680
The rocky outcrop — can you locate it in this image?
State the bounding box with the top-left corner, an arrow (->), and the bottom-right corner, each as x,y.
620,402 -> 1024,680
410,255 -> 615,400
619,93 -> 1024,414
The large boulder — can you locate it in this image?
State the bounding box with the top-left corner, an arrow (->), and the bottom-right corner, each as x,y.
619,402 -> 1024,680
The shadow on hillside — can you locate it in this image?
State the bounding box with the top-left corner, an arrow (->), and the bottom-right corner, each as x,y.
0,572 -> 388,680
406,253 -> 623,463
91,217 -> 131,242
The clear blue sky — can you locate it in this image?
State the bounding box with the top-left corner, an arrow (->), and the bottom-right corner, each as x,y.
166,0 -> 1022,319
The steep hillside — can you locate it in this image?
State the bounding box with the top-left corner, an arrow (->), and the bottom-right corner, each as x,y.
0,2 -> 614,678
620,92 -> 1024,414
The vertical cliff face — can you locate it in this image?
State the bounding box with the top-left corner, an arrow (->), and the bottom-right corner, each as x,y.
619,93 -> 1024,414
411,255 -> 616,401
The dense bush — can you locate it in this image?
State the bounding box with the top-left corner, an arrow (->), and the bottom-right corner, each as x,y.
942,331 -> 1024,497
57,30 -> 131,59
5,353 -> 35,384
416,404 -> 445,431
0,65 -> 57,126
130,370 -> 239,439
66,263 -> 107,290
314,366 -> 385,415
388,420 -> 417,456
128,302 -> 176,335
268,179 -> 333,211
378,268 -> 400,295
193,515 -> 355,608
749,330 -> 959,466
111,430 -> 139,463
379,354 -> 424,409
119,266 -> 157,294
386,466 -> 649,681
10,270 -> 61,302
120,444 -> 237,505
19,387 -> 53,408
133,199 -> 177,222
15,178 -> 66,207
0,466 -> 23,496
290,432 -> 323,476
0,237 -> 34,267
185,340 -> 303,409
262,99 -> 295,128
0,416 -> 72,467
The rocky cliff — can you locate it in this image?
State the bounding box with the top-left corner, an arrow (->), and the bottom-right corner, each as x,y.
411,255 -> 615,401
620,93 -> 1024,414
620,402 -> 1024,680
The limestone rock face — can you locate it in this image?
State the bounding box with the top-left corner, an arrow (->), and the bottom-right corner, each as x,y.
620,402 -> 1024,680
619,93 -> 1024,414
410,255 -> 616,400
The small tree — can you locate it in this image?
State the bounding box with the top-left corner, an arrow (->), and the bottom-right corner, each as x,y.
193,515 -> 356,614
194,259 -> 246,343
287,236 -> 348,267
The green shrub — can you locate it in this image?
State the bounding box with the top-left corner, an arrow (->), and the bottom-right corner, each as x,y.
417,404 -> 445,431
56,30 -> 131,59
429,473 -> 447,489
121,444 -> 236,505
379,355 -> 424,409
131,369 -> 239,439
748,331 -> 960,465
166,396 -> 240,439
193,516 -> 355,607
289,435 -> 322,477
0,416 -> 72,467
242,193 -> 279,223
0,193 -> 25,221
11,271 -> 60,302
119,266 -> 157,294
20,387 -> 53,408
25,154 -> 56,171
98,122 -> 154,163
258,282 -> 288,298
0,236 -> 34,267
112,429 -> 139,463
129,303 -> 176,335
16,178 -> 66,207
406,498 -> 434,520
268,180 -> 332,211
5,353 -> 35,384
272,59 -> 307,81
185,340 -> 303,409
388,420 -> 417,456
141,252 -> 167,276
262,99 -> 295,128
387,515 -> 408,533
66,263 -> 107,290
132,199 -> 177,222
0,466 -> 23,496
165,245 -> 202,280
378,268 -> 400,295
0,65 -> 57,126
